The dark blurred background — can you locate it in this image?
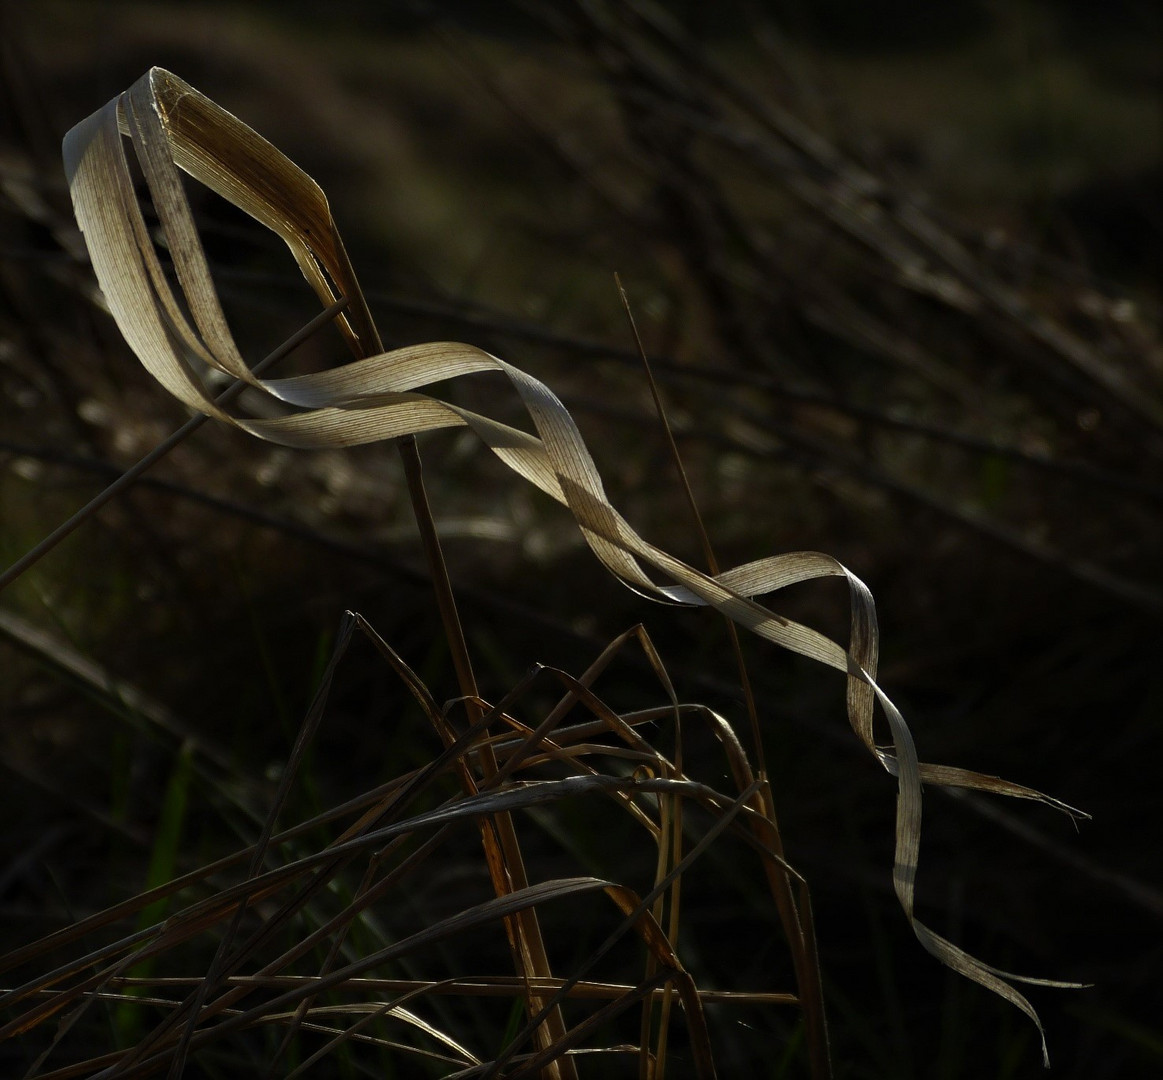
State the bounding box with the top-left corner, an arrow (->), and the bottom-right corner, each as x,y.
1,1 -> 1160,1076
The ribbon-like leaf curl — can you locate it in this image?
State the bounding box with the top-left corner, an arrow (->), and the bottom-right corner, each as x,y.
64,67 -> 1082,1066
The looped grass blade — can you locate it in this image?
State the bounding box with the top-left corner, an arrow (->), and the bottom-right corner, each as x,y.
57,66 -> 1089,1071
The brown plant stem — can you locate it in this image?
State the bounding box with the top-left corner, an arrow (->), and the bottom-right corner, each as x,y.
395,422 -> 576,1079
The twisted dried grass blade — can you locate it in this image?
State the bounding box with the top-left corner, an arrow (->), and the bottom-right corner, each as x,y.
65,68 -> 574,1077
60,67 -> 1086,1066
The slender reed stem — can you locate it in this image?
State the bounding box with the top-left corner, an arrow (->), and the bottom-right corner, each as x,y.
616,274 -> 833,1077
614,274 -> 767,776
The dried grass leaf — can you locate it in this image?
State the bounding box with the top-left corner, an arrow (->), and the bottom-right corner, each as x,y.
62,67 -> 1086,1065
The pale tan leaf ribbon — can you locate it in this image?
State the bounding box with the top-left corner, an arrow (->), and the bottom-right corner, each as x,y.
64,68 -> 1081,1064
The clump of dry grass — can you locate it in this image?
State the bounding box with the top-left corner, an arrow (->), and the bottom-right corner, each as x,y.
0,60 -> 1090,1080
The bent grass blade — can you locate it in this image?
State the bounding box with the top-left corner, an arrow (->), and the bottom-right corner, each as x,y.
35,65 -> 1092,1072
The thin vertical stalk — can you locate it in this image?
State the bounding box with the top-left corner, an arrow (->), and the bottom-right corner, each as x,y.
617,275 -> 832,1077
386,384 -> 576,1075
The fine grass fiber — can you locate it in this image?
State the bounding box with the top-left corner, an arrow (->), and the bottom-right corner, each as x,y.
0,55 -> 1097,1080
